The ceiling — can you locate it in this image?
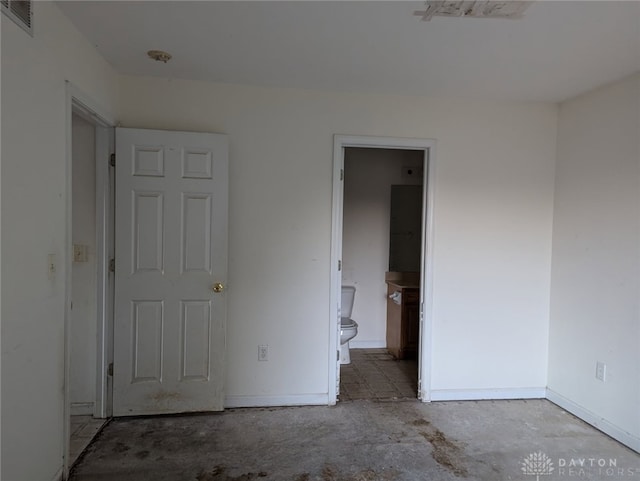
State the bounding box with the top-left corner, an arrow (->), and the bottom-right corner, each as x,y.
57,1 -> 640,103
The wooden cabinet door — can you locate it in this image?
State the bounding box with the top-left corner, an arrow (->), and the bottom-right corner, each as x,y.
402,290 -> 420,358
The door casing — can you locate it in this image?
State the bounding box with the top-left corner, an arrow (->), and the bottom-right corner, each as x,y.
64,82 -> 116,479
329,135 -> 437,404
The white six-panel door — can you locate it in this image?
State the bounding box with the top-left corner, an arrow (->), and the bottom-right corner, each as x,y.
114,128 -> 228,416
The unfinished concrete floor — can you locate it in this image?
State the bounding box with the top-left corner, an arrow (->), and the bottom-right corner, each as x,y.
70,399 -> 640,481
70,416 -> 108,466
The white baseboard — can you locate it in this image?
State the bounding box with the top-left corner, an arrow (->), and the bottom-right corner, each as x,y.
429,387 -> 546,401
70,401 -> 95,416
546,388 -> 640,453
349,340 -> 386,349
224,393 -> 329,408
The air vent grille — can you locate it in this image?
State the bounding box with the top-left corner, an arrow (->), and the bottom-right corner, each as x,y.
2,0 -> 33,35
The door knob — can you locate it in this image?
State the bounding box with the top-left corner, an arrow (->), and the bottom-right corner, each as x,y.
211,282 -> 225,293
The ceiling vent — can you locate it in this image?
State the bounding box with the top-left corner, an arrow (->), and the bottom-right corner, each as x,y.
2,0 -> 33,35
414,1 -> 532,21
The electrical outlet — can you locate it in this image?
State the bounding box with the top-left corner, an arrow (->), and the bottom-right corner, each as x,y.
258,344 -> 269,362
595,361 -> 606,382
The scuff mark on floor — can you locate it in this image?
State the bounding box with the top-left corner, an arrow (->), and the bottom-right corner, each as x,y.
419,429 -> 468,477
321,465 -> 338,481
134,450 -> 150,459
411,418 -> 430,427
320,464 -> 399,481
195,465 -> 400,481
351,468 -> 378,481
112,442 -> 130,454
196,465 -> 268,481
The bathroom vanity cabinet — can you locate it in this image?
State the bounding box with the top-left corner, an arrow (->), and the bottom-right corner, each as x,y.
386,280 -> 420,360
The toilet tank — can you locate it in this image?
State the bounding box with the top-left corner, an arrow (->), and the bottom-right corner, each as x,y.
341,286 -> 356,319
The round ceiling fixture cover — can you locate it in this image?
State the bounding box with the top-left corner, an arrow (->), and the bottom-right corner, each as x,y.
147,50 -> 172,63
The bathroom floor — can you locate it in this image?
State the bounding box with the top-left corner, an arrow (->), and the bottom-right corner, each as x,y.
339,348 -> 418,401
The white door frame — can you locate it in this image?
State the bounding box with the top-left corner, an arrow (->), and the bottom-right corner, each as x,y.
64,81 -> 116,478
329,135 -> 436,404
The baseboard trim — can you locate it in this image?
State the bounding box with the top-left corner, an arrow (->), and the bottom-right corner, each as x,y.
50,466 -> 63,481
546,388 -> 640,453
224,394 -> 329,408
70,401 -> 95,416
429,387 -> 546,401
349,340 -> 386,349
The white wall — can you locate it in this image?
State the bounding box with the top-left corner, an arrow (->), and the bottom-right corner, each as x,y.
2,0 -> 638,474
548,73 -> 640,449
342,148 -> 423,347
117,75 -> 557,402
1,4 -> 119,480
70,114 -> 97,412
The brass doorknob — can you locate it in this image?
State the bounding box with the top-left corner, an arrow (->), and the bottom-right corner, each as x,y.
211,282 -> 225,293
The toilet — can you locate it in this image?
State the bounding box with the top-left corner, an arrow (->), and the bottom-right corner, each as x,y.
340,286 -> 358,365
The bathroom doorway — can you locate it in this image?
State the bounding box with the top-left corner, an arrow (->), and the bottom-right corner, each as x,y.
340,148 -> 422,400
329,135 -> 436,404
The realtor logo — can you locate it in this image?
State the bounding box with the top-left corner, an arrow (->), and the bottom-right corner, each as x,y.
522,452 -> 555,480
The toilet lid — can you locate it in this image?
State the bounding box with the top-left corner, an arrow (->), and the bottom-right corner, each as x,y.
341,317 -> 357,328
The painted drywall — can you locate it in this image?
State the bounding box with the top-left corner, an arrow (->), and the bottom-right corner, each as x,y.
1,3 -> 119,480
342,148 -> 423,347
117,75 -> 557,401
70,113 -> 97,413
389,185 -> 423,273
548,73 -> 640,448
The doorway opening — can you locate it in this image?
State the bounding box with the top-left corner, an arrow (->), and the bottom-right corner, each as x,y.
329,135 -> 436,405
340,148 -> 423,400
65,84 -> 115,479
69,111 -> 108,464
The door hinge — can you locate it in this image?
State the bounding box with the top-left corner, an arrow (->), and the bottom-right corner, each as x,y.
108,362 -> 113,376
340,169 -> 344,181
337,350 -> 340,361
110,153 -> 115,167
338,260 -> 342,271
109,258 -> 115,272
